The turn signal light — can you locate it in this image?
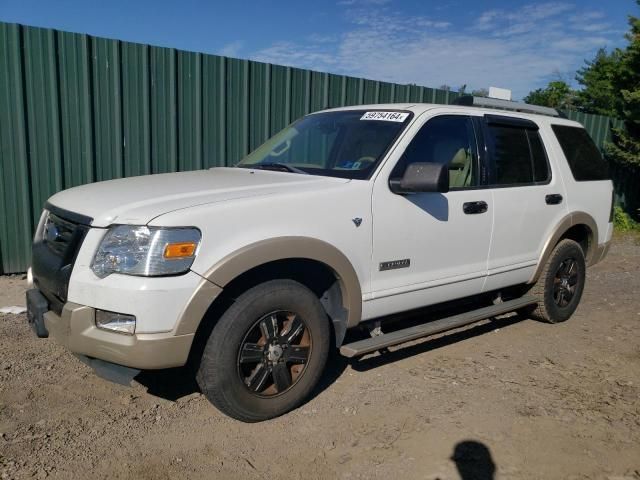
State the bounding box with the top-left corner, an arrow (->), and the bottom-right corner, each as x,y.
163,242 -> 197,259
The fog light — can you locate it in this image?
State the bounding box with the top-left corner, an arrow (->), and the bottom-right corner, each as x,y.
95,310 -> 136,335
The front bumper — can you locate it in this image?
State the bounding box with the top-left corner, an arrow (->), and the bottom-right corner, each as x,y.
29,204 -> 223,371
44,302 -> 195,370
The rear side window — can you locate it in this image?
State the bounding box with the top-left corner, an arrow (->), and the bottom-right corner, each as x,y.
528,132 -> 550,183
551,125 -> 609,181
486,122 -> 550,186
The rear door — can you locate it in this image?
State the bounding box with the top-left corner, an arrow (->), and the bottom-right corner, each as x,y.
481,115 -> 569,291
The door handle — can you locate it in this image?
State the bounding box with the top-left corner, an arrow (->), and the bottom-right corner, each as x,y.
463,201 -> 488,214
545,194 -> 563,205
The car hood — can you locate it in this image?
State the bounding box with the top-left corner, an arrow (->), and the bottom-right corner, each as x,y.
47,167 -> 350,227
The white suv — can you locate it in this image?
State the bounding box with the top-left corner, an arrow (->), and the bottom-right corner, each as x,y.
27,98 -> 613,422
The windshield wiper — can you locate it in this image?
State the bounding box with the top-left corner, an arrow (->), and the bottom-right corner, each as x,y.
245,163 -> 309,175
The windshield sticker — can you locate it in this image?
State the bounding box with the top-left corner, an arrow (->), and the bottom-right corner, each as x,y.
360,111 -> 409,122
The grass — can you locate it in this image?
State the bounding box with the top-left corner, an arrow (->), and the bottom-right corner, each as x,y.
613,206 -> 640,245
613,205 -> 640,233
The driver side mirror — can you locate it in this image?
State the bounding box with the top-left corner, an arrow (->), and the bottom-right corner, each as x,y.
389,162 -> 449,195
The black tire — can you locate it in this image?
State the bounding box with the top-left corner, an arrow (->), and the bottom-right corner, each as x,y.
524,239 -> 586,323
196,279 -> 330,422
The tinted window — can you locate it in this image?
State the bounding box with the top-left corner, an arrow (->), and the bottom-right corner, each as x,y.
392,116 -> 476,189
528,130 -> 550,182
487,125 -> 550,186
490,126 -> 532,185
552,125 -> 609,181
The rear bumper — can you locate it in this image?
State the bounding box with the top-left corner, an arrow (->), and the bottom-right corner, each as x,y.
44,303 -> 195,370
589,240 -> 611,267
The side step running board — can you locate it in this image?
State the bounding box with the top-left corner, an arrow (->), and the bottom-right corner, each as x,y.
340,296 -> 537,358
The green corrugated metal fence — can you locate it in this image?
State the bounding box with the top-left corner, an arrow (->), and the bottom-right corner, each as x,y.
561,110 -> 623,153
0,21 -> 632,273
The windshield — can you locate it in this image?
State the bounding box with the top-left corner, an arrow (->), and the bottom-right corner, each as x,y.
236,110 -> 412,179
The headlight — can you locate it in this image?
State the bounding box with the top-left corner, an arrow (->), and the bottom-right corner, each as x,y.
91,225 -> 201,278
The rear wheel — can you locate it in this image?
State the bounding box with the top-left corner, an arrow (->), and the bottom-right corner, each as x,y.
196,279 -> 330,422
525,239 -> 586,323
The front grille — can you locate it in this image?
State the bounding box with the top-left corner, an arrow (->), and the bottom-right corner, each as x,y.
43,213 -> 76,256
32,206 -> 92,314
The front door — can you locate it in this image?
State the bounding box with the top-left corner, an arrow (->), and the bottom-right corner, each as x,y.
367,114 -> 493,318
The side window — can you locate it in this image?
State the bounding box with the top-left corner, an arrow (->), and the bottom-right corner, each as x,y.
391,115 -> 476,189
490,126 -> 532,184
528,130 -> 550,183
551,125 -> 609,181
486,121 -> 551,186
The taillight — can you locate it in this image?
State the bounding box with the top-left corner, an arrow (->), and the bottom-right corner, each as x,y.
609,190 -> 615,222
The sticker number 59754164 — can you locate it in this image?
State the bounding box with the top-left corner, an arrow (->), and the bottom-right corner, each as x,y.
360,111 -> 409,122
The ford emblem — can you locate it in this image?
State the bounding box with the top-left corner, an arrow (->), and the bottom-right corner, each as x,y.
45,222 -> 60,243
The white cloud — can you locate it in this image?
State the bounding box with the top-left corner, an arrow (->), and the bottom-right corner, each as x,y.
306,33 -> 340,44
218,41 -> 244,57
250,3 -> 622,99
519,2 -> 574,20
568,11 -> 611,33
414,18 -> 451,29
476,10 -> 502,31
474,2 -> 575,36
550,36 -> 609,52
337,0 -> 392,5
572,23 -> 611,32
569,11 -> 606,23
255,41 -> 340,68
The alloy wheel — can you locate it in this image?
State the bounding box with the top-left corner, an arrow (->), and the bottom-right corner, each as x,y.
553,257 -> 578,308
237,311 -> 312,397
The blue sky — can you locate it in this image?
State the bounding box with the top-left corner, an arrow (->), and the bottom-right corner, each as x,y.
0,0 -> 633,98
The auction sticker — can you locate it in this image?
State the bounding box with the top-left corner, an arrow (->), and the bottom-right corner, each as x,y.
360,111 -> 409,122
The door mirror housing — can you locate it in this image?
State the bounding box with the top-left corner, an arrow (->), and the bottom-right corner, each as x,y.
389,162 -> 449,194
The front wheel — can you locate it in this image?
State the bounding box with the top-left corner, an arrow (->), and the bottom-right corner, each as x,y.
525,239 -> 586,323
196,279 -> 330,422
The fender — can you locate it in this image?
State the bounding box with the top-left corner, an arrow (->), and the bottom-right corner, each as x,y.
529,211 -> 598,284
176,237 -> 363,338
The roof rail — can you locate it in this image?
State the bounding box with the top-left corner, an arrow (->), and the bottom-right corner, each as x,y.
453,95 -> 566,118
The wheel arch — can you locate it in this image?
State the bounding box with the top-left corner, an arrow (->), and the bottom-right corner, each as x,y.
529,212 -> 598,284
177,237 -> 363,348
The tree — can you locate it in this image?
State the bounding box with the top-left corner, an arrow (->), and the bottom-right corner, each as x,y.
471,88 -> 489,98
575,48 -> 622,116
606,2 -> 640,168
523,81 -> 577,109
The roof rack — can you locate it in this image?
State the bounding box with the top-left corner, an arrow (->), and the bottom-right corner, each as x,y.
453,95 -> 566,118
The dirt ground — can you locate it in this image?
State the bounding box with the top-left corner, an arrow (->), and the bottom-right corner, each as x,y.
1,236 -> 639,480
